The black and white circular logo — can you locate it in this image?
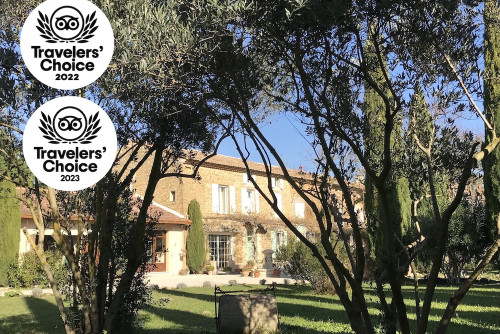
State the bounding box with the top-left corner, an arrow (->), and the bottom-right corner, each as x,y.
23,96 -> 117,191
20,0 -> 114,90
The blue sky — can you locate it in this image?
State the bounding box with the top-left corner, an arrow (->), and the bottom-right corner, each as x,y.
217,109 -> 485,174
217,113 -> 317,172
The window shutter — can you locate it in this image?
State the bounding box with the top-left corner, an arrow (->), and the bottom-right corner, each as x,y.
276,193 -> 282,211
279,179 -> 284,189
255,191 -> 260,213
212,184 -> 219,213
283,231 -> 288,245
297,225 -> 307,237
229,186 -> 236,214
243,173 -> 248,184
295,202 -> 305,218
241,188 -> 247,214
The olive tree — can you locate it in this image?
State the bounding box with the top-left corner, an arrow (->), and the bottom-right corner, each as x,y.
201,1 -> 500,333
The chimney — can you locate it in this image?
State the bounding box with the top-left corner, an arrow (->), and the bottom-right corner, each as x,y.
299,164 -> 303,173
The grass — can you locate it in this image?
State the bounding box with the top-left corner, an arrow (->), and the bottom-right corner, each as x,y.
0,284 -> 499,333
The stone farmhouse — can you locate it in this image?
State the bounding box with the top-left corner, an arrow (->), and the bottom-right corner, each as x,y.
132,149 -> 364,273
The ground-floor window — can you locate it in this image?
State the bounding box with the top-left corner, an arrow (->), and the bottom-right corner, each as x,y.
271,230 -> 288,258
246,229 -> 255,261
209,234 -> 232,269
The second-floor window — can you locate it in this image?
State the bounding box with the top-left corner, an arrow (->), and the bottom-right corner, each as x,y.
294,202 -> 305,218
242,188 -> 259,214
219,185 -> 228,213
212,184 -> 236,214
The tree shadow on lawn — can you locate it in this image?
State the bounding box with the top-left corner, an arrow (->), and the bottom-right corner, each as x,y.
165,288 -> 214,303
137,305 -> 345,334
135,306 -> 216,333
24,296 -> 66,334
425,286 -> 500,306
146,288 -> 354,334
0,296 -> 65,334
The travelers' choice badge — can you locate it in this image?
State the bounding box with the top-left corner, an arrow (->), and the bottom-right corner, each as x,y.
23,97 -> 117,191
20,0 -> 114,90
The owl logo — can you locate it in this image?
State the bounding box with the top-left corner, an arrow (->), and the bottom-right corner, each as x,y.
39,106 -> 101,144
36,6 -> 98,43
57,115 -> 84,132
50,6 -> 84,40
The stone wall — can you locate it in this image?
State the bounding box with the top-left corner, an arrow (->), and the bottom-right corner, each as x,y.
130,149 -> 363,271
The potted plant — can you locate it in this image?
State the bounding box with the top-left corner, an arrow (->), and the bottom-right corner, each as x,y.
241,264 -> 252,277
272,264 -> 281,278
205,265 -> 215,275
223,266 -> 232,274
247,260 -> 255,269
252,269 -> 261,278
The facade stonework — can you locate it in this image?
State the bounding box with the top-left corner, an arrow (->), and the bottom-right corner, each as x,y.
132,150 -> 363,271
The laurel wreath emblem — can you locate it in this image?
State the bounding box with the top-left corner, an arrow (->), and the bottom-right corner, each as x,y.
39,111 -> 102,144
36,10 -> 98,43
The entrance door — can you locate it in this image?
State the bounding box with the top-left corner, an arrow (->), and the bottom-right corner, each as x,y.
148,232 -> 167,272
209,234 -> 232,270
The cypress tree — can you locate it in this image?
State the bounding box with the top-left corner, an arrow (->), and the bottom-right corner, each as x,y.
363,38 -> 411,266
483,0 -> 500,247
186,199 -> 206,273
0,158 -> 21,286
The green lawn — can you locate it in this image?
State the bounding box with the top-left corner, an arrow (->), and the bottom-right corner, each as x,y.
0,284 -> 499,333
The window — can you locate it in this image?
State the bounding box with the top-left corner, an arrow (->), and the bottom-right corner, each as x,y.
209,234 -> 232,269
276,231 -> 286,248
212,183 -> 232,214
294,202 -> 305,218
246,229 -> 255,261
243,173 -> 257,185
242,188 -> 259,214
169,191 -> 176,202
218,185 -> 228,213
271,230 -> 288,255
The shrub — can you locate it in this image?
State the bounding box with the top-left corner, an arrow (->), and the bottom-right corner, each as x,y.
275,239 -> 335,294
7,250 -> 69,288
205,265 -> 215,272
203,281 -> 212,288
259,279 -> 267,285
186,200 -> 206,273
4,290 -> 22,297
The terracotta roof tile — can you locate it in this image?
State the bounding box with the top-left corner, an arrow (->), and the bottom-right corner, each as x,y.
17,188 -> 189,225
